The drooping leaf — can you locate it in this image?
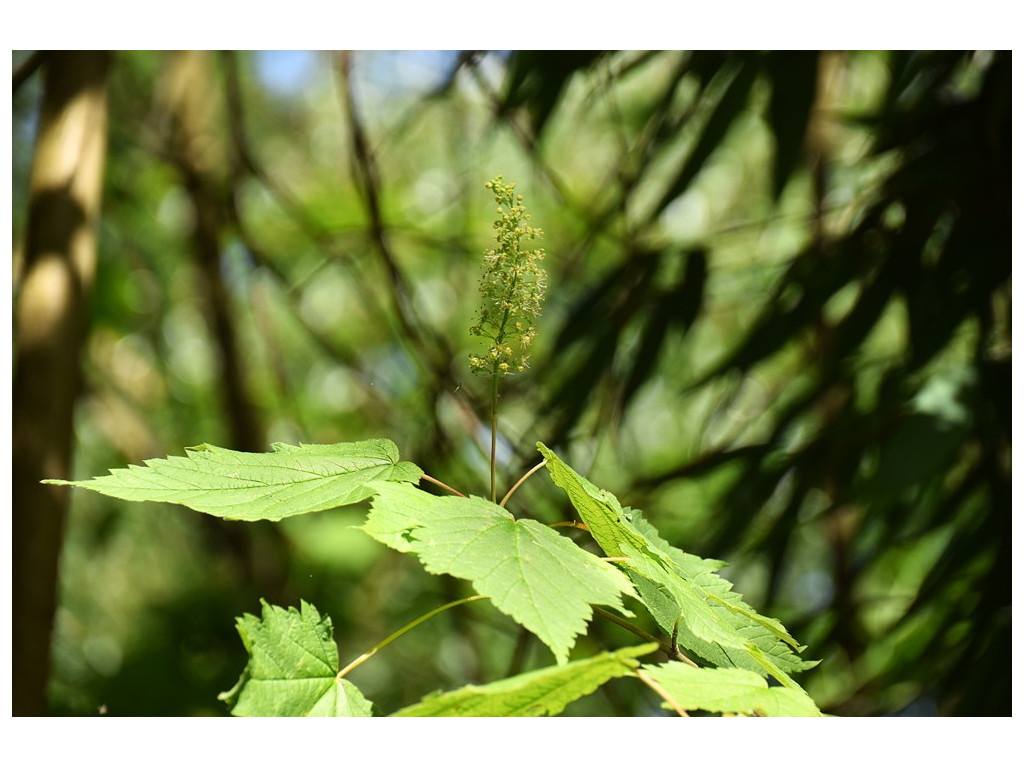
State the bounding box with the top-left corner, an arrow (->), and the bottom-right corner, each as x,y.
622,540 -> 814,687
219,599 -> 374,717
634,514 -> 802,650
44,439 -> 422,521
538,444 -> 817,684
537,442 -> 648,558
642,662 -> 824,717
361,482 -> 636,664
392,643 -> 658,717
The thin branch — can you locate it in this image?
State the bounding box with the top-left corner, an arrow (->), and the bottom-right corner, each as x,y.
220,52 -> 372,291
335,52 -> 451,379
215,51 -> 401,428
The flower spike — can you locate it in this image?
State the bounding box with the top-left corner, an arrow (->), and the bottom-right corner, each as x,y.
470,176 -> 547,376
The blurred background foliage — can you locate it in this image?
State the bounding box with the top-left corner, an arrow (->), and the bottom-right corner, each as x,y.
11,50 -> 1010,716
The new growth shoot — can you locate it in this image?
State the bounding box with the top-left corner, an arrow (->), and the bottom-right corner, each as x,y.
469,176 -> 547,502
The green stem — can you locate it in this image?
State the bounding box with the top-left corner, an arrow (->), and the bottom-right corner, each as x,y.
591,606 -> 698,667
500,459 -> 547,508
592,606 -> 665,650
490,364 -> 499,503
421,473 -> 467,498
487,269 -> 519,504
548,521 -> 590,531
337,594 -> 488,680
636,669 -> 689,717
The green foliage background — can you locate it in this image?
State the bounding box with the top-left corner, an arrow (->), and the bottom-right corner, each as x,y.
12,50 -> 1010,716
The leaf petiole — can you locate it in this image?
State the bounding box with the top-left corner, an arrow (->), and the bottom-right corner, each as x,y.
337,594 -> 488,680
499,459 -> 547,508
420,473 -> 467,498
636,668 -> 689,717
549,521 -> 590,531
591,606 -> 698,667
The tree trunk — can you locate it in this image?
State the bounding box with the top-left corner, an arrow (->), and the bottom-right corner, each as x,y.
12,51 -> 111,716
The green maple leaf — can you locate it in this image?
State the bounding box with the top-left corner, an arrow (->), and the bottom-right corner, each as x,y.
538,443 -> 817,685
219,599 -> 374,717
393,643 -> 658,717
641,662 -> 824,717
44,439 -> 422,521
361,482 -> 637,664
537,442 -> 648,558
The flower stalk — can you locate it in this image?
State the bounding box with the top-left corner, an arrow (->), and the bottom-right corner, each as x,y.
470,176 -> 547,502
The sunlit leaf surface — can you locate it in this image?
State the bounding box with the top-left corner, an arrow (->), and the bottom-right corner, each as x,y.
363,482 -> 636,664
46,439 -> 422,521
220,600 -> 374,717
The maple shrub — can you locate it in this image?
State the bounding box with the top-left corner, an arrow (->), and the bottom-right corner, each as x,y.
48,177 -> 824,717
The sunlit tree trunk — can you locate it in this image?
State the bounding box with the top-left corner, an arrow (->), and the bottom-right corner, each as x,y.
12,50 -> 111,716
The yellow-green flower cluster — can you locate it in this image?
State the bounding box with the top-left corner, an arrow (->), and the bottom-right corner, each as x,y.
469,176 -> 547,375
